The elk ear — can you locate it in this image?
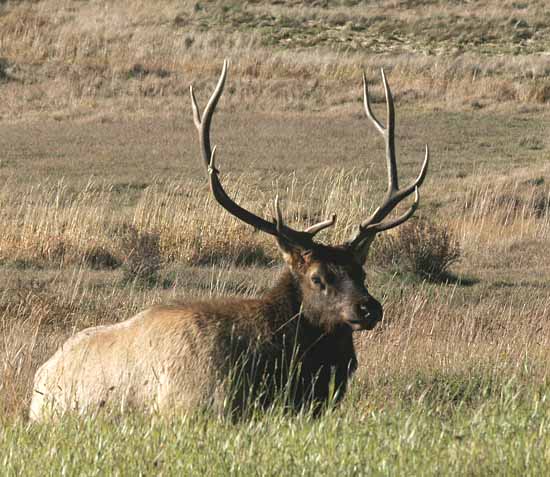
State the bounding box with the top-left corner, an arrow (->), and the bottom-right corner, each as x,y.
350,235 -> 376,265
277,238 -> 311,273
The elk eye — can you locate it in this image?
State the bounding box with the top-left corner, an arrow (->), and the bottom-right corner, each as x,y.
311,274 -> 324,289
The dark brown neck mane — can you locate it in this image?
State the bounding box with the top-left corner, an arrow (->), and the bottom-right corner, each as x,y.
261,268 -> 304,330
202,267 -> 358,415
250,268 -> 357,413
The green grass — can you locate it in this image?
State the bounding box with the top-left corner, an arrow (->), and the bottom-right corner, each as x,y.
3,379 -> 549,475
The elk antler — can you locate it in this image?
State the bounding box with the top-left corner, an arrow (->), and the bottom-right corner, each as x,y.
347,69 -> 429,256
190,60 -> 336,249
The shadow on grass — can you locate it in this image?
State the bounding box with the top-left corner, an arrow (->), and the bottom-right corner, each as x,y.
383,269 -> 479,287
195,245 -> 275,268
428,271 -> 480,287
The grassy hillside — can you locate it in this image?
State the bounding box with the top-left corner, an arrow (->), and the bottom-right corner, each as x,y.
1,0 -> 550,474
1,0 -> 550,121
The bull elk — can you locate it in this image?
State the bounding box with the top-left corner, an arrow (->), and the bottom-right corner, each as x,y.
30,61 -> 429,420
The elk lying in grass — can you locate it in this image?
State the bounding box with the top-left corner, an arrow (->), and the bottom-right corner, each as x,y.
30,61 -> 429,421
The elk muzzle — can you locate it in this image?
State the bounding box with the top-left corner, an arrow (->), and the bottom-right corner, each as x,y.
343,296 -> 383,331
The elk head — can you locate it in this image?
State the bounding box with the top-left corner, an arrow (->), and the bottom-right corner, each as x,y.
190,61 -> 429,333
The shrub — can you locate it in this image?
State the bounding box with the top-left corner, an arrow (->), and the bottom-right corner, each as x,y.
372,219 -> 461,281
83,245 -> 120,270
119,225 -> 161,285
531,189 -> 550,218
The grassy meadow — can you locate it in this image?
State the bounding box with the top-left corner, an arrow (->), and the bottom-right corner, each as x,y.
1,0 -> 550,474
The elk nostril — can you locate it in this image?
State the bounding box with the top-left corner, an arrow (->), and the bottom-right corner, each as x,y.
359,304 -> 370,316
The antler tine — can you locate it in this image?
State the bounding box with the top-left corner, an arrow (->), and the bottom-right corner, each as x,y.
362,72 -> 384,135
190,86 -> 201,129
361,187 -> 419,236
348,70 -> 430,255
304,214 -> 337,236
358,144 -> 429,231
352,188 -> 421,253
190,59 -> 228,169
274,195 -> 335,238
273,195 -> 285,234
380,68 -> 398,192
273,196 -> 335,241
363,70 -> 398,192
191,60 -> 336,248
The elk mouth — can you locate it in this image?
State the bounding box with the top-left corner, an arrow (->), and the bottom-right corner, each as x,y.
346,316 -> 379,331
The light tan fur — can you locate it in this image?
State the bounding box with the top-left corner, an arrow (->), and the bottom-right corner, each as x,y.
30,306 -> 224,420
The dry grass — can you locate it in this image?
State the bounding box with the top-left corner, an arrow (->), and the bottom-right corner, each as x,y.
0,157 -> 549,418
1,0 -> 550,121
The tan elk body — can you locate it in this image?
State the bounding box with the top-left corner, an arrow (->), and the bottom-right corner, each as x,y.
30,61 -> 429,421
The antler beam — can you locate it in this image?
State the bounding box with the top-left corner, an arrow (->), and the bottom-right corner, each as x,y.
347,69 -> 429,253
190,60 -> 336,248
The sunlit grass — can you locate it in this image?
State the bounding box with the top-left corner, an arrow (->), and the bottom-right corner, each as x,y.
1,0 -> 550,120
2,380 -> 550,475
